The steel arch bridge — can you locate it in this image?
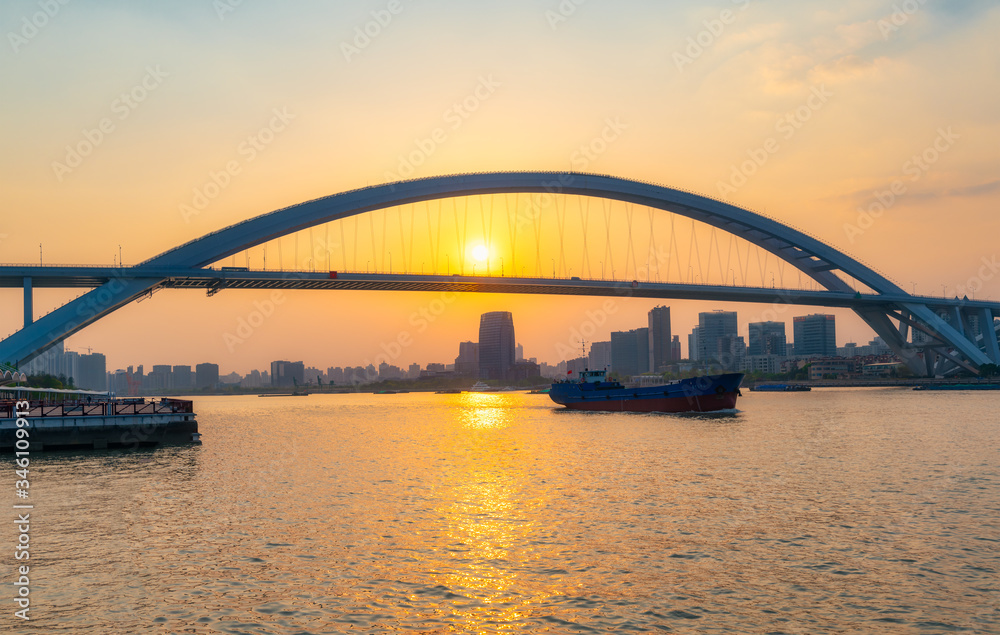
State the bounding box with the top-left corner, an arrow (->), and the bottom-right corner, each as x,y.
2,171 -> 998,376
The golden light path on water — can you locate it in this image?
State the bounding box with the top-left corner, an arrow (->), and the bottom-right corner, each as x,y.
431,393 -> 558,631
8,389 -> 1000,633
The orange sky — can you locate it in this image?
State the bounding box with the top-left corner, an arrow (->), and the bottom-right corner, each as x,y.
1,1 -> 998,374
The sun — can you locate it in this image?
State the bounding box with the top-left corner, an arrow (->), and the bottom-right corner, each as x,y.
471,244 -> 489,262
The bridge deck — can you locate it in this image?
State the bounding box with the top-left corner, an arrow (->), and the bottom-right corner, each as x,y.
3,265 -> 997,311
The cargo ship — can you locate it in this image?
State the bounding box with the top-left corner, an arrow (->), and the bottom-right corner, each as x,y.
750,384 -> 811,392
548,369 -> 744,413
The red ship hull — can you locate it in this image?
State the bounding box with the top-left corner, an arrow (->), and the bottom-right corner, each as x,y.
558,390 -> 739,412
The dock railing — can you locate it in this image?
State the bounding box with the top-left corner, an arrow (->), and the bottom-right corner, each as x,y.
0,398 -> 194,419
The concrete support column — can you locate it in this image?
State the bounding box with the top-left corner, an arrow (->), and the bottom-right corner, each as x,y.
981,308 -> 1000,363
23,277 -> 33,327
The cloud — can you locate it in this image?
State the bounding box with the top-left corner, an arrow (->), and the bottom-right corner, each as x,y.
807,53 -> 893,83
943,178 -> 1000,198
838,178 -> 1000,205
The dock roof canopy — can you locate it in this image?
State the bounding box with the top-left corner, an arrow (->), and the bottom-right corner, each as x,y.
0,386 -> 110,396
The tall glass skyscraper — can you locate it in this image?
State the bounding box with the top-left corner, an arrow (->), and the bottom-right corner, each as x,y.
748,321 -> 787,356
611,328 -> 650,378
647,305 -> 672,372
793,314 -> 837,356
697,311 -> 739,363
479,311 -> 516,380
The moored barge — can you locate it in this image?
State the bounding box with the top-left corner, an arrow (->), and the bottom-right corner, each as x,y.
1,388 -> 199,451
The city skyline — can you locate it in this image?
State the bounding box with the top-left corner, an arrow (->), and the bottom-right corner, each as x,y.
30,305 -> 901,388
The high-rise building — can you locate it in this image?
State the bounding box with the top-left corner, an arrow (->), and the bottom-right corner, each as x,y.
172,365 -> 194,391
478,311 -> 516,380
242,369 -> 264,388
611,328 -> 650,377
62,350 -> 80,385
588,340 -> 612,371
793,314 -> 837,356
270,360 -> 304,387
748,321 -> 787,356
25,340 -> 64,377
108,369 -> 129,395
147,364 -> 173,391
670,335 -> 682,362
717,334 -> 747,371
77,352 -> 107,391
515,343 -> 524,362
510,360 -> 541,381
911,326 -> 934,345
566,356 -> 588,376
698,311 -> 739,364
688,327 -> 700,362
327,367 -> 345,384
195,363 -> 220,389
455,341 -> 480,375
647,305 -> 672,372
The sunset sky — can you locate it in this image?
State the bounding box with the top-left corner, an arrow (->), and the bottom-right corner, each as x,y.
1,0 -> 998,374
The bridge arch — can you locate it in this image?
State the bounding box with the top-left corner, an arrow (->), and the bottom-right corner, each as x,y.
1,171 -> 993,374
148,171 -> 899,294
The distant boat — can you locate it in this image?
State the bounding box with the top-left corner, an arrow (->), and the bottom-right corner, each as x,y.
435,389 -> 463,394
549,370 -> 744,413
469,381 -> 492,392
528,388 -> 550,394
750,384 -> 811,392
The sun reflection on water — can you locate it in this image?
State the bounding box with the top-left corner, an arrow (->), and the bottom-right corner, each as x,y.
458,392 -> 517,429
414,392 -> 567,630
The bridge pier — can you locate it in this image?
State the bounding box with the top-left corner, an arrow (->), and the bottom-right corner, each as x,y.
23,277 -> 32,327
981,308 -> 1000,363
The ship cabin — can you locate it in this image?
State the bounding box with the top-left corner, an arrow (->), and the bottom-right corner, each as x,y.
577,369 -> 607,384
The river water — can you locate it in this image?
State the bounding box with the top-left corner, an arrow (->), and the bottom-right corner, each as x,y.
6,388 -> 1000,633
